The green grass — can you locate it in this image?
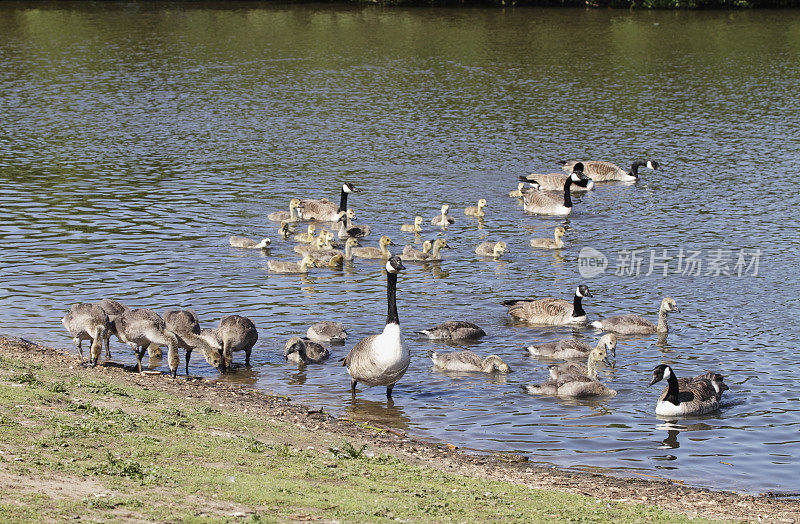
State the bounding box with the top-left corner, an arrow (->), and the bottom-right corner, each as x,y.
0,353 -> 712,523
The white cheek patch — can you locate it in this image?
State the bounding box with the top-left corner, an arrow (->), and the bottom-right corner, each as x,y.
646,161 -> 654,169
571,173 -> 581,182
385,260 -> 393,272
663,367 -> 672,380
575,287 -> 583,298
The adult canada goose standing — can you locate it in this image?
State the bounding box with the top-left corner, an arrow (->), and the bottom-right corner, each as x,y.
229,236 -> 271,249
163,309 -> 223,375
284,336 -> 330,364
521,172 -> 594,192
217,315 -> 258,371
475,241 -> 508,258
431,204 -> 455,226
61,303 -> 109,367
530,226 -> 566,249
649,364 -> 729,417
94,298 -> 128,357
591,297 -> 679,335
521,164 -> 592,216
298,182 -> 358,222
416,320 -> 486,340
527,333 -> 617,360
267,198 -> 302,222
343,256 -> 410,399
431,350 -> 511,373
558,159 -> 660,182
400,216 -> 424,233
306,321 -> 347,343
503,285 -> 592,325
113,308 -> 179,377
352,235 -> 394,260
464,199 -> 487,217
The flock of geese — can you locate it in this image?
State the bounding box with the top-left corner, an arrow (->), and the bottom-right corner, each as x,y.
62,158 -> 729,418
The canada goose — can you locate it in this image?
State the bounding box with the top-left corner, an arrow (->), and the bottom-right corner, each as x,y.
268,198 -> 302,222
591,297 -> 679,335
284,336 -> 330,364
521,165 -> 592,216
405,238 -> 449,262
352,235 -> 394,260
431,350 -> 510,373
113,308 -> 179,377
306,321 -> 347,343
217,314 -> 258,371
649,364 -> 728,417
94,298 -> 128,357
229,236 -> 271,249
343,256 -> 410,399
508,182 -> 525,198
521,173 -> 594,192
278,221 -> 294,238
335,209 -> 371,239
530,227 -> 566,249
558,159 -> 660,182
475,241 -> 508,258
425,238 -> 449,261
416,320 -> 486,340
400,216 -> 424,233
267,254 -> 315,273
503,285 -> 592,325
431,204 -> 455,226
527,333 -> 617,360
293,224 -> 316,243
546,338 -> 615,379
298,182 -> 358,222
315,253 -> 344,269
163,309 -> 223,375
525,371 -> 616,398
464,199 -> 487,217
401,240 -> 433,261
294,232 -> 332,254
61,303 -> 109,367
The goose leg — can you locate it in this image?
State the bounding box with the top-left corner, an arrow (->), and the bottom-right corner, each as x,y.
350,378 -> 358,396
245,349 -> 251,367
136,345 -> 147,373
185,349 -> 192,377
386,384 -> 394,399
73,338 -> 84,363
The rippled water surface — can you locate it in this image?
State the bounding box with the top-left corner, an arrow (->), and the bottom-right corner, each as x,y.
2,3 -> 799,494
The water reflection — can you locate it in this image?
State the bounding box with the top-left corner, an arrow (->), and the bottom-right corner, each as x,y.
344,397 -> 411,431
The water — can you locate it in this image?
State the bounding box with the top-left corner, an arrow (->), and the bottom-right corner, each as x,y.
2,3 -> 799,495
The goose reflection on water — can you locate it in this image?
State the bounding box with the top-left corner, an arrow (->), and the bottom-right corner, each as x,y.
344,397 -> 412,431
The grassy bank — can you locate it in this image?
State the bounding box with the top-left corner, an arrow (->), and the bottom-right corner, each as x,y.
2,336 -> 795,522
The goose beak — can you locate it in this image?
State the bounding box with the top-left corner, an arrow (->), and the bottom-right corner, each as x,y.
603,356 -> 614,367
673,305 -> 680,313
648,375 -> 659,387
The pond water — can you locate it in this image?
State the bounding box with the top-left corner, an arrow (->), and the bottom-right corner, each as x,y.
1,3 -> 799,495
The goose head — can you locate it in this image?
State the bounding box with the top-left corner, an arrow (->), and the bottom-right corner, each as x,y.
517,182 -> 525,191
289,198 -> 301,209
256,238 -> 271,249
659,297 -> 679,313
414,216 -> 424,226
284,336 -> 306,360
279,221 -> 292,237
346,208 -> 357,220
477,198 -> 487,208
342,182 -> 359,194
554,226 -> 566,239
493,241 -> 508,256
570,168 -> 592,188
440,204 -> 450,215
306,224 -> 316,235
421,240 -> 433,253
648,364 -> 672,386
379,235 -> 395,248
600,333 -> 617,359
386,255 -> 406,274
483,355 -> 512,373
575,285 -> 592,298
299,254 -> 315,268
345,237 -> 361,248
434,238 -> 450,250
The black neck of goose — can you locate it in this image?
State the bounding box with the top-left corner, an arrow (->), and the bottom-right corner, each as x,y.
386,272 -> 400,325
572,293 -> 585,317
629,161 -> 643,178
664,369 -> 680,405
563,177 -> 574,208
338,189 -> 348,213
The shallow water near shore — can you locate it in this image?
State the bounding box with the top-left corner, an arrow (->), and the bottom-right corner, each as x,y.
1,3 -> 799,494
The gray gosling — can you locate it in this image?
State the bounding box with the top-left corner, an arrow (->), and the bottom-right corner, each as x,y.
216,315 -> 258,371
525,367 -> 616,398
400,216 -> 424,233
268,254 -> 315,274
229,236 -> 271,249
530,227 -> 566,249
475,241 -> 508,258
649,364 -> 728,417
284,336 -> 330,364
527,333 -> 617,360
401,240 -> 433,261
508,182 -> 525,198
163,309 -> 223,375
352,235 -> 394,260
114,308 -> 179,377
293,224 -> 316,243
279,220 -> 295,238
61,303 -> 109,367
306,321 -> 347,343
464,198 -> 487,217
591,297 -> 679,335
547,340 -> 614,380
267,198 -> 302,222
431,350 -> 510,373
431,204 -> 455,226
94,298 -> 128,358
416,320 -> 486,340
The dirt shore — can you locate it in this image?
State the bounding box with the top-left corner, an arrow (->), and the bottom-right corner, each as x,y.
0,334 -> 797,522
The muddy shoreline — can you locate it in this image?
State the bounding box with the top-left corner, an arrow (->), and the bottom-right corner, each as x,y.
1,334 -> 797,522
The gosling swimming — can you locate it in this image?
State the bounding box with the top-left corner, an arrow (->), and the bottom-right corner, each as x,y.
529,227 -> 566,249
431,350 -> 510,373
